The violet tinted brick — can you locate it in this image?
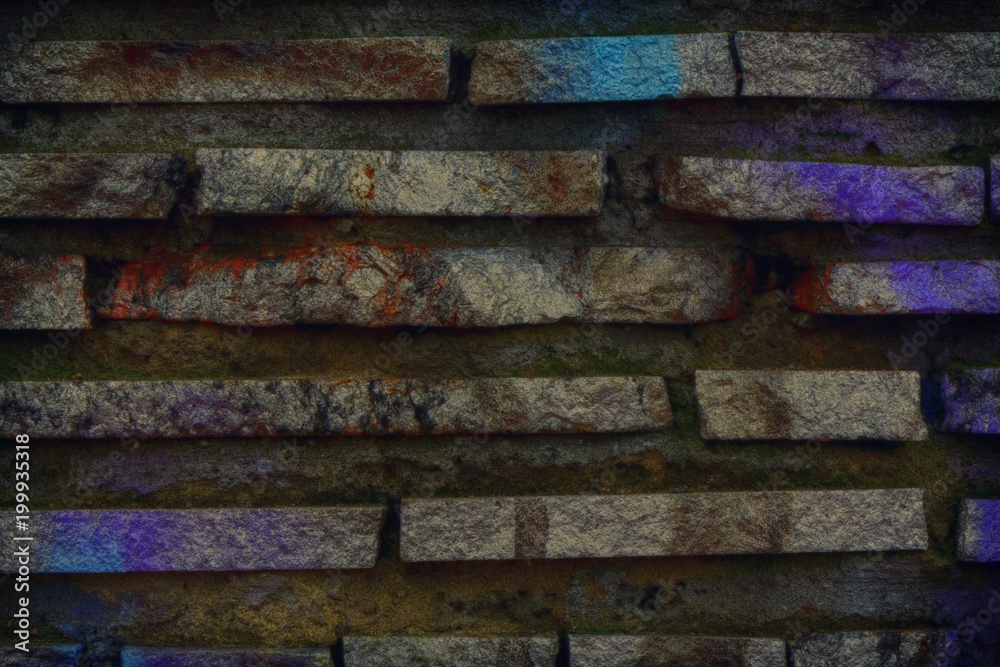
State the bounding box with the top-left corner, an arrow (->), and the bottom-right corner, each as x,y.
121,647 -> 332,667
958,499 -> 1000,562
791,630 -> 959,666
343,636 -> 558,667
934,370 -> 1000,434
660,157 -> 984,225
569,634 -> 786,667
0,39 -> 450,102
0,507 -> 383,573
400,489 -> 928,562
469,34 -> 733,104
0,645 -> 81,666
0,255 -> 89,329
992,156 -> 1000,218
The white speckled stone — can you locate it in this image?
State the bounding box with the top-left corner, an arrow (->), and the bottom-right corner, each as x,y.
343,636 -> 558,667
0,255 -> 90,330
791,630 -> 958,666
569,634 -> 786,667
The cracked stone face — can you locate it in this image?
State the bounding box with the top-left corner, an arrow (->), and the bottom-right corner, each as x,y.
568,635 -> 786,667
790,630 -> 959,667
342,636 -> 558,667
0,255 -> 90,330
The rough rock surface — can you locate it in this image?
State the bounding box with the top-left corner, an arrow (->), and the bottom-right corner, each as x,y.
121,647 -> 332,666
0,255 -> 89,330
790,630 -> 958,666
196,149 -> 606,217
0,377 -> 672,439
568,634 -> 786,667
0,39 -> 450,102
101,246 -> 752,326
933,369 -> 1000,434
738,32 -> 1000,100
469,34 -> 733,104
791,261 -> 1000,314
660,157 -> 984,225
957,499 -> 1000,562
400,489 -> 928,561
342,636 -> 558,667
0,645 -> 81,666
992,156 -> 1000,218
696,371 -> 927,441
0,153 -> 183,219
0,507 -> 383,573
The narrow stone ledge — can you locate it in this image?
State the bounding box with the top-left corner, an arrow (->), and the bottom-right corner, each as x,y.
791,261 -> 1000,315
0,377 -> 672,439
737,32 -> 1000,101
400,489 -> 928,562
343,636 -> 558,667
121,647 -> 332,666
992,156 -> 1000,219
696,370 -> 927,441
958,499 -> 1000,562
0,645 -> 82,666
569,634 -> 786,667
0,507 -> 383,573
469,34 -> 733,104
791,630 -> 958,666
0,255 -> 90,330
195,149 -> 605,217
660,157 -> 984,225
934,370 -> 1000,435
0,153 -> 183,219
0,39 -> 450,103
100,246 -> 751,326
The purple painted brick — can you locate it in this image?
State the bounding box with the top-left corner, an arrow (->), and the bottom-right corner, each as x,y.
958,499 -> 1000,562
935,370 -> 1000,434
121,647 -> 331,667
992,156 -> 999,219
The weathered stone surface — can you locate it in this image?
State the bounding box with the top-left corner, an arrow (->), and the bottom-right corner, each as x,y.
0,507 -> 383,572
0,255 -> 90,330
791,630 -> 958,666
0,645 -> 81,666
934,370 -> 1000,434
0,377 -> 671,439
101,246 -> 752,326
469,34 -> 733,104
696,371 -> 927,441
0,153 -> 183,219
992,156 -> 1000,219
660,157 -> 984,225
569,634 -> 786,667
196,149 -> 605,217
791,261 -> 1000,315
121,647 -> 332,666
343,636 -> 558,667
0,39 -> 450,103
957,499 -> 1000,562
400,489 -> 928,562
738,32 -> 1000,100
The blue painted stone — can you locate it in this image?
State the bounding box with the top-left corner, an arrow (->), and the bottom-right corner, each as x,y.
958,499 -> 1000,562
0,645 -> 81,666
121,647 -> 331,666
935,370 -> 1000,434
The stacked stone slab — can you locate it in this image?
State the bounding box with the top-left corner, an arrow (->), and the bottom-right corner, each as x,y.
790,630 -> 958,666
957,499 -> 1000,562
992,156 -> 1000,218
120,647 -> 333,666
342,636 -> 558,667
568,634 -> 786,667
932,370 -> 1000,434
0,645 -> 82,666
0,255 -> 89,329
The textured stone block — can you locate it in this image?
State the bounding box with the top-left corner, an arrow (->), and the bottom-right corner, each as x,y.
0,645 -> 82,666
121,647 -> 332,666
400,489 -> 928,562
934,370 -> 1000,434
569,634 -> 786,667
469,34 -> 733,104
0,377 -> 671,439
101,246 -> 751,326
792,261 -> 1000,315
791,630 -> 958,666
343,636 -> 558,667
958,499 -> 1000,562
0,255 -> 90,330
0,39 -> 449,102
0,153 -> 182,219
738,32 -> 1000,100
0,507 -> 383,573
696,371 -> 927,441
992,156 -> 1000,219
660,157 -> 983,225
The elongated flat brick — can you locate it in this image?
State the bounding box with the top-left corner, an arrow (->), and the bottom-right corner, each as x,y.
469,34 -> 733,104
343,636 -> 558,667
958,499 -> 1000,562
569,635 -> 786,667
933,370 -> 1000,434
738,32 -> 1000,100
0,255 -> 89,329
0,507 -> 383,573
0,153 -> 182,219
0,645 -> 81,666
100,246 -> 751,326
792,261 -> 1000,315
400,489 -> 928,562
791,630 -> 958,666
0,39 -> 449,103
660,157 -> 984,225
0,377 -> 671,439
195,149 -> 605,217
696,371 -> 927,441
121,647 -> 332,666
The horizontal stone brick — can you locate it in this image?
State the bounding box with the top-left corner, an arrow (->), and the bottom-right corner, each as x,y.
400,489 -> 927,562
569,634 -> 786,667
957,499 -> 1000,562
101,246 -> 751,326
933,370 -> 1000,434
0,507 -> 383,573
0,645 -> 81,666
0,153 -> 182,219
791,630 -> 958,666
0,377 -> 671,439
469,34 -> 733,104
791,261 -> 1000,315
121,647 -> 332,666
660,157 -> 984,225
0,39 -> 449,103
696,371 -> 927,441
0,255 -> 90,329
195,149 -> 605,217
738,32 -> 1000,101
343,636 -> 558,667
